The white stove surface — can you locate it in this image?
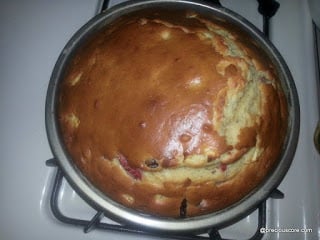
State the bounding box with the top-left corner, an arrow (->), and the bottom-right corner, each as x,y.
0,0 -> 319,240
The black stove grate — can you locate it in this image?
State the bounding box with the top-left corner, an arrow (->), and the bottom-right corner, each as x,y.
46,158 -> 284,240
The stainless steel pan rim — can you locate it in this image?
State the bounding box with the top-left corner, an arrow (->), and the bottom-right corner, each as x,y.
45,0 -> 300,233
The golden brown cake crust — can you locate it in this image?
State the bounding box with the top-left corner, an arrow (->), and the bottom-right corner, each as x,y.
58,12 -> 288,217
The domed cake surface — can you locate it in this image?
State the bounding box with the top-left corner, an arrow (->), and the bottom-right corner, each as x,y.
58,11 -> 288,217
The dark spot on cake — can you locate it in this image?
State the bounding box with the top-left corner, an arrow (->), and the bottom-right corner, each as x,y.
183,151 -> 190,158
145,158 -> 159,168
180,198 -> 188,218
220,163 -> 227,172
202,123 -> 213,133
145,95 -> 166,113
100,154 -> 108,161
225,64 -> 238,77
162,157 -> 179,167
207,155 -> 216,162
184,178 -> 192,187
180,134 -> 192,142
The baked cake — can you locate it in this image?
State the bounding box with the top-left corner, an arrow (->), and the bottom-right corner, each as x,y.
57,11 -> 288,218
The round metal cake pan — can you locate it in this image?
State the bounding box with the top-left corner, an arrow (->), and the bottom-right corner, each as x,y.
45,0 -> 300,234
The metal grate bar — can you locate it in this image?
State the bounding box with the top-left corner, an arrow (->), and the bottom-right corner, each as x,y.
257,0 -> 280,38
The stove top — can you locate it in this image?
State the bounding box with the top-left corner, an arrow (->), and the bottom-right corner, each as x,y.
0,0 -> 319,240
